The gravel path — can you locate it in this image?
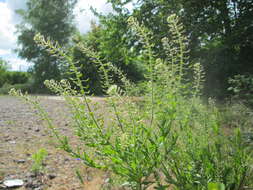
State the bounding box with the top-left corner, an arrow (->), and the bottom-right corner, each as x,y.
0,96 -> 108,190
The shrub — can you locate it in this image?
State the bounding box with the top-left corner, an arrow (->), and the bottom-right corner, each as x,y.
219,102 -> 253,130
0,71 -> 30,87
228,74 -> 253,106
10,14 -> 253,190
0,82 -> 33,94
6,71 -> 30,85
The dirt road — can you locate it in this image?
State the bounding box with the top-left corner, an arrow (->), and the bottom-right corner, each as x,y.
0,96 -> 107,190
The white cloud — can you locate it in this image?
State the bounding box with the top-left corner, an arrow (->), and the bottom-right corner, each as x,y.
74,0 -> 113,33
0,2 -> 16,50
0,49 -> 11,56
0,0 -> 113,71
6,0 -> 27,24
0,0 -> 27,71
8,56 -> 33,71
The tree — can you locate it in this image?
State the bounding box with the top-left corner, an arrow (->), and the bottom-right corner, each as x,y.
71,23 -> 103,95
108,0 -> 253,98
16,0 -> 77,91
92,12 -> 145,83
0,58 -> 8,87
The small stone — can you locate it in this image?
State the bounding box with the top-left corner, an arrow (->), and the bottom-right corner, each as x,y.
25,179 -> 41,189
9,141 -> 16,144
104,178 -> 110,183
26,172 -> 36,178
48,174 -> 56,180
14,159 -> 26,164
87,175 -> 93,181
3,179 -> 24,187
64,158 -> 70,162
35,128 -> 40,132
26,153 -> 31,157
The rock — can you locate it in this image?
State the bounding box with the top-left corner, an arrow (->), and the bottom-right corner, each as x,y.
9,141 -> 16,144
26,172 -> 36,178
13,159 -> 26,164
25,182 -> 39,189
35,128 -> 40,132
87,175 -> 93,181
64,158 -> 70,162
104,178 -> 110,183
48,174 -> 56,180
25,180 -> 41,189
3,179 -> 24,188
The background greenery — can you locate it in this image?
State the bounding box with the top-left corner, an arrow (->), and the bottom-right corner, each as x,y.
1,0 -> 253,100
12,14 -> 253,190
4,1 -> 253,189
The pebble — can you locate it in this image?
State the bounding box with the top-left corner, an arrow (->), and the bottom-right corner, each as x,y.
48,174 -> 57,180
13,159 -> 26,164
3,179 -> 24,188
104,178 -> 110,183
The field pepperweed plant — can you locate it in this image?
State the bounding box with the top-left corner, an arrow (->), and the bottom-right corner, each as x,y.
10,15 -> 253,190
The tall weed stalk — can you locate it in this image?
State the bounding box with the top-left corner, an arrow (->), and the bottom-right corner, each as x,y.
10,14 -> 253,190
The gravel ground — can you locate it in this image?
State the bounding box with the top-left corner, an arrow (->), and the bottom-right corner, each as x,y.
0,96 -> 108,190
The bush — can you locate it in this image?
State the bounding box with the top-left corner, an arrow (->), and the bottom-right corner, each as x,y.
0,69 -> 32,94
7,71 -> 30,85
228,74 -> 253,106
0,71 -> 30,88
0,82 -> 33,94
11,15 -> 253,190
219,102 -> 253,130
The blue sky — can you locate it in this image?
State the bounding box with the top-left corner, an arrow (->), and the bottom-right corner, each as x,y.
0,0 -> 113,71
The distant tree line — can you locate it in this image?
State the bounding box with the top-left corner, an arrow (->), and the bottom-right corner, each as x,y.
15,0 -> 253,98
0,58 -> 29,88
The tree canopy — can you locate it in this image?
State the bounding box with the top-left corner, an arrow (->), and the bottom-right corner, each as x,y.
16,0 -> 77,91
102,0 -> 253,98
14,0 -> 253,97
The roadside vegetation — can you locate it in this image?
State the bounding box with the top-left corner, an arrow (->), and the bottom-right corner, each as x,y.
0,58 -> 31,94
1,0 -> 253,189
11,14 -> 253,190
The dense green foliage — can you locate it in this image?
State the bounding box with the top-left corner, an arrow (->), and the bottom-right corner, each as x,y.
13,0 -> 253,98
0,58 -> 30,94
16,0 -> 77,92
11,15 -> 253,190
7,1 -> 253,189
0,58 -> 8,87
70,17 -> 145,94
97,0 -> 253,98
228,74 -> 253,106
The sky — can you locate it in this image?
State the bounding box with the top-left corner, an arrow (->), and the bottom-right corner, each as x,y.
0,0 -> 113,71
